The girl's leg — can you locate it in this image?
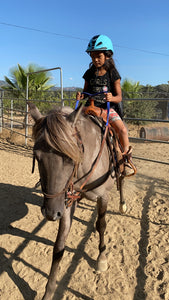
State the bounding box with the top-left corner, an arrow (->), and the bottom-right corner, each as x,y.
109,110 -> 136,176
110,119 -> 129,153
108,110 -> 129,153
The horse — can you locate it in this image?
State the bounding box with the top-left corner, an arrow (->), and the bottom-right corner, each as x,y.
28,102 -> 126,300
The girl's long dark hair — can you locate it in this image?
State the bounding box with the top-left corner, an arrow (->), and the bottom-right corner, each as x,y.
104,50 -> 116,71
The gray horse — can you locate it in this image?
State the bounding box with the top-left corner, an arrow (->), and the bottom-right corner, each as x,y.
28,102 -> 126,300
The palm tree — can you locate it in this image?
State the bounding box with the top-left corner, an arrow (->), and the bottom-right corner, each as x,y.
121,79 -> 142,98
3,63 -> 54,99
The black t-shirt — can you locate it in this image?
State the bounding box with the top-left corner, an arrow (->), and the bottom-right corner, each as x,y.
83,66 -> 123,118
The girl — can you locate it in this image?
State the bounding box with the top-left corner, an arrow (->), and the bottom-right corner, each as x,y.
76,34 -> 136,176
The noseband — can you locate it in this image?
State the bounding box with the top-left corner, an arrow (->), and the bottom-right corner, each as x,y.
42,164 -> 81,208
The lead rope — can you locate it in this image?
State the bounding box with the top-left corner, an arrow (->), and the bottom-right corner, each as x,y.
79,125 -> 109,191
77,100 -> 110,192
65,104 -> 110,207
65,125 -> 109,208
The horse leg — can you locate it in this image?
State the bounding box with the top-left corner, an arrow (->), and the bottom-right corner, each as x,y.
42,203 -> 76,300
96,196 -> 108,272
119,176 -> 127,214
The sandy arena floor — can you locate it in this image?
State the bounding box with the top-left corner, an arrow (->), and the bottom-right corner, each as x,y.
0,133 -> 169,300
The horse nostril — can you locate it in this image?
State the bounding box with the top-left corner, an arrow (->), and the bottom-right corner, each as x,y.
57,212 -> 61,218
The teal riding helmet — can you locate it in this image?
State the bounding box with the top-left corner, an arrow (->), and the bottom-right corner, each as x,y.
86,35 -> 114,54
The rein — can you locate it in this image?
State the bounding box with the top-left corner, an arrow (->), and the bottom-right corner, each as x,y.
75,91 -> 110,192
77,125 -> 108,192
64,124 -> 109,207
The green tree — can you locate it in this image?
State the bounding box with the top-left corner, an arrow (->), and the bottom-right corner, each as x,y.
121,79 -> 157,123
3,63 -> 54,99
122,79 -> 142,98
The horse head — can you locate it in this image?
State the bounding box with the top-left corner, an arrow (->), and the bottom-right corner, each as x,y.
28,102 -> 83,221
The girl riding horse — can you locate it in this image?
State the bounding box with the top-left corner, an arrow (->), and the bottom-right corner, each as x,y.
76,34 -> 136,176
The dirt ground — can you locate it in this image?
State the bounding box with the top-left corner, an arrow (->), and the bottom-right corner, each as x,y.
0,127 -> 169,300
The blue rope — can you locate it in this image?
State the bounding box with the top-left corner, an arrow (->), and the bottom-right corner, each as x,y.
106,101 -> 110,126
75,100 -> 79,110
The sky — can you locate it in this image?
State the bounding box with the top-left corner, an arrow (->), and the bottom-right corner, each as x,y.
0,0 -> 169,89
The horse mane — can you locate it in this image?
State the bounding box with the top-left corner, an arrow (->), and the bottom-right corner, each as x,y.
32,108 -> 82,164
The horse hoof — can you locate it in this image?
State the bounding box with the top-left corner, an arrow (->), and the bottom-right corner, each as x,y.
119,203 -> 127,214
97,255 -> 108,272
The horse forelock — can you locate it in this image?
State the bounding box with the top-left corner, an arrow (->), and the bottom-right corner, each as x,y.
33,110 -> 82,163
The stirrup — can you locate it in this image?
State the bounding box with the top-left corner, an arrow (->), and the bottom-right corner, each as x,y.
123,146 -> 137,177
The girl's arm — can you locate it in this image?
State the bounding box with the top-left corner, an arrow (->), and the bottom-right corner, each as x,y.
105,79 -> 122,103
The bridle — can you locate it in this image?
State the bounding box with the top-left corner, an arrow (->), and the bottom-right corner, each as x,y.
32,123 -> 109,208
43,163 -> 81,208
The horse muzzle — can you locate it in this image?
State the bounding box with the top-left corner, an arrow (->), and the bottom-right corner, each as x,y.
41,205 -> 63,221
41,195 -> 65,221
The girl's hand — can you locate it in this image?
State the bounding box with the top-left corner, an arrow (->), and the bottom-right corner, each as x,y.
105,92 -> 113,102
76,92 -> 84,100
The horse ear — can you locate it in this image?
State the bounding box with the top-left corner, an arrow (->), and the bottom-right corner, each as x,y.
27,101 -> 43,121
67,103 -> 84,126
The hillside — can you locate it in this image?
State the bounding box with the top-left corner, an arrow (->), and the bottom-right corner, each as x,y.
0,79 -> 168,96
0,80 -> 81,91
0,80 -> 6,87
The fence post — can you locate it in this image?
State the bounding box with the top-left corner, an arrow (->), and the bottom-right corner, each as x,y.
25,102 -> 29,146
0,90 -> 3,133
25,74 -> 29,146
11,99 -> 13,131
60,68 -> 64,107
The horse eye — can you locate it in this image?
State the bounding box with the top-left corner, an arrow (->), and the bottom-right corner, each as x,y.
49,149 -> 54,153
